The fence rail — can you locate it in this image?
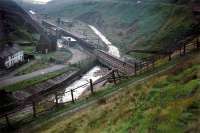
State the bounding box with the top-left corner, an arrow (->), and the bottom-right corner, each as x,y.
0,35 -> 199,129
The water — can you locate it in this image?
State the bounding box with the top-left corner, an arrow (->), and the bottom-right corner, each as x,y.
29,10 -> 36,15
58,66 -> 102,102
59,26 -> 120,103
57,39 -> 63,48
88,25 -> 120,58
22,0 -> 52,4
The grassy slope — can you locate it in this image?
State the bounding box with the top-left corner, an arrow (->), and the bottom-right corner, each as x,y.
46,0 -> 194,56
28,51 -> 200,133
0,12 -> 37,45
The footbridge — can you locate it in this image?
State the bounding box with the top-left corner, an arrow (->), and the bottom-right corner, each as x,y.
42,20 -> 136,76
96,50 -> 135,75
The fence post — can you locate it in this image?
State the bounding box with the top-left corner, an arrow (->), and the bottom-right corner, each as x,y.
90,79 -> 94,94
147,62 -> 149,71
141,61 -> 144,70
134,62 -> 137,75
139,62 -> 142,74
152,58 -> 155,70
112,70 -> 117,85
116,69 -> 121,80
168,54 -> 172,61
32,101 -> 37,118
183,44 -> 186,55
145,62 -> 147,71
5,114 -> 11,128
55,92 -> 59,106
147,61 -> 149,71
71,89 -> 75,103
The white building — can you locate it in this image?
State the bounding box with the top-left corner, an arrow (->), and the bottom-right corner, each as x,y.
0,44 -> 24,69
61,36 -> 77,47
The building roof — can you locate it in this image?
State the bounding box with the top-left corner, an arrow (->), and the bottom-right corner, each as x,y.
62,19 -> 73,23
0,44 -> 22,59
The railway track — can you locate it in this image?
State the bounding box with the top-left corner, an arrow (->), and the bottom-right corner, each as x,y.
42,20 -> 136,75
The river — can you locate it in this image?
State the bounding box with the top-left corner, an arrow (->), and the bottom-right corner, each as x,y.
26,0 -> 120,103
58,26 -> 120,103
22,0 -> 52,4
88,25 -> 120,58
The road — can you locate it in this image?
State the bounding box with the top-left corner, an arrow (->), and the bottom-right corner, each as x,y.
0,65 -> 66,88
0,47 -> 90,88
68,48 -> 89,64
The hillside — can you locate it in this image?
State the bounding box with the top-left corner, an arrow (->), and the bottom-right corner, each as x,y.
0,0 -> 39,47
0,1 -> 199,132
24,50 -> 200,133
44,0 -> 197,57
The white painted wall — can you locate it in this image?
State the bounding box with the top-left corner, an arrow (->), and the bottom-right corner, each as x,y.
5,51 -> 24,68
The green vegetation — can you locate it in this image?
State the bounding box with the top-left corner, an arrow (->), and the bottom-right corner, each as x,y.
20,46 -> 35,54
10,27 -> 37,43
27,51 -> 200,133
14,61 -> 50,76
35,50 -> 72,64
0,11 -> 38,46
47,0 -> 194,57
14,50 -> 72,76
0,67 -> 76,92
1,1 -> 198,132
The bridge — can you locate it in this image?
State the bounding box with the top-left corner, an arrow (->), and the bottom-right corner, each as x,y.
96,50 -> 135,75
42,20 -> 136,76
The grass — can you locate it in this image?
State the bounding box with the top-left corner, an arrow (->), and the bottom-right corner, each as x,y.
14,50 -> 73,76
14,60 -> 50,76
0,49 -> 95,92
24,51 -> 200,133
46,0 -> 194,57
35,50 -> 72,64
20,46 -> 35,54
13,55 -> 173,132
0,67 -> 76,92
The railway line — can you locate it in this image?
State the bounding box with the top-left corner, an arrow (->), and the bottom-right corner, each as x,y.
42,20 -> 136,76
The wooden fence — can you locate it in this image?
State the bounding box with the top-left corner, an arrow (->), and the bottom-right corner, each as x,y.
0,35 -> 199,129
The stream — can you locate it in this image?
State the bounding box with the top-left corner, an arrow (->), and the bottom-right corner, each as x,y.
27,2 -> 120,102
58,26 -> 121,103
23,0 -> 52,4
